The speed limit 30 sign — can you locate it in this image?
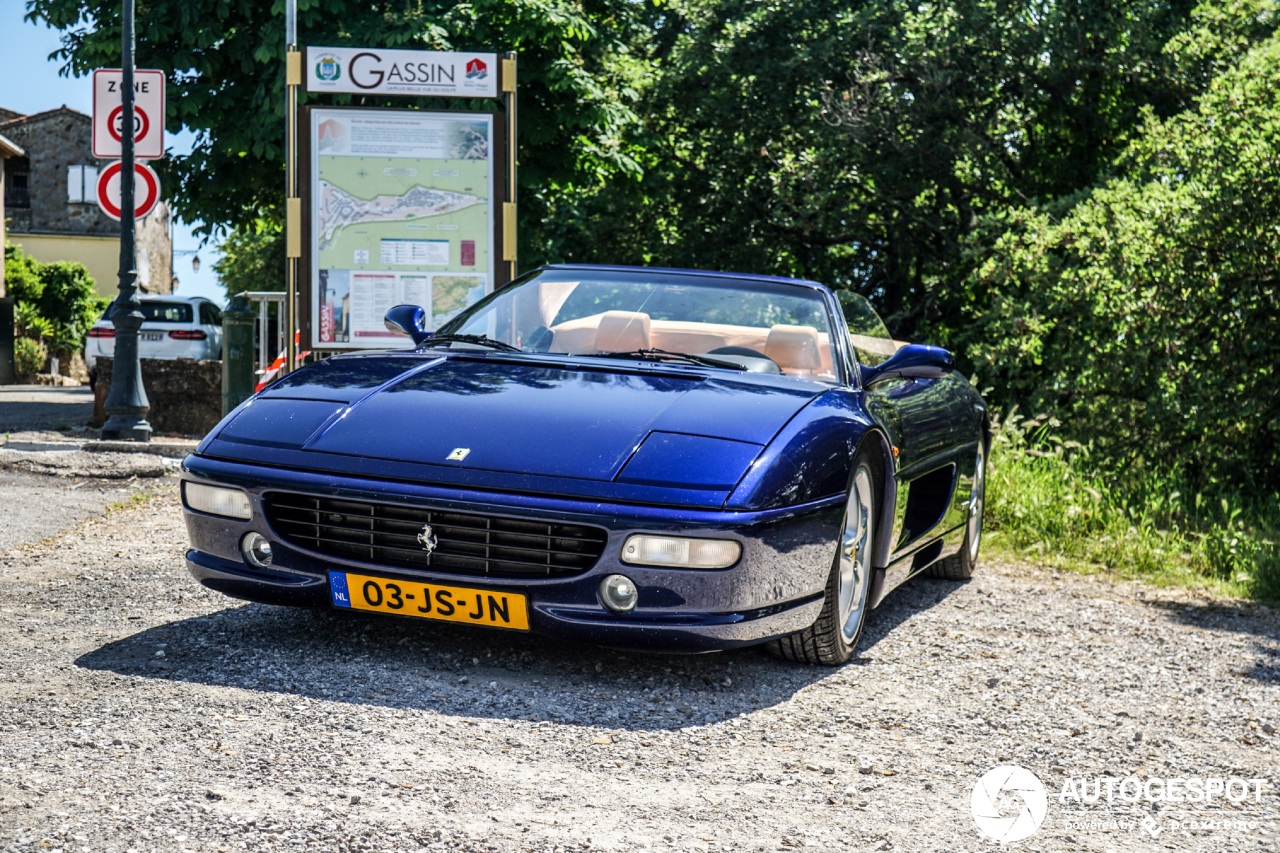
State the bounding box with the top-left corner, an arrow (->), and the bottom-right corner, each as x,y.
93,69 -> 165,159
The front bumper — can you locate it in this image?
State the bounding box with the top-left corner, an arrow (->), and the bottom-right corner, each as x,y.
181,455 -> 842,651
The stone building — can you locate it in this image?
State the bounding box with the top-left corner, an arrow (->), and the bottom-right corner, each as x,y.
1,105 -> 171,298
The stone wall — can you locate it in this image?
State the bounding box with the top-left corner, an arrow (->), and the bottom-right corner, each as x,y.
93,357 -> 222,437
135,203 -> 172,292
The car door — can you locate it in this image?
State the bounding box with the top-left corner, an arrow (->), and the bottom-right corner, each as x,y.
865,371 -> 976,565
837,292 -> 976,569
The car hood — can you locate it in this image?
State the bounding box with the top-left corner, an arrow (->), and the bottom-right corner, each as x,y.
199,352 -> 823,500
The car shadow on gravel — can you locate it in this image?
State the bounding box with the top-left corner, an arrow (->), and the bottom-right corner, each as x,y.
75,577 -> 965,731
1143,598 -> 1280,683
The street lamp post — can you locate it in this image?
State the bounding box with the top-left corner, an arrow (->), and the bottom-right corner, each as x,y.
101,0 -> 152,441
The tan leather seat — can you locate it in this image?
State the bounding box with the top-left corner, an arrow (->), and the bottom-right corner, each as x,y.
594,311 -> 652,352
766,324 -> 823,375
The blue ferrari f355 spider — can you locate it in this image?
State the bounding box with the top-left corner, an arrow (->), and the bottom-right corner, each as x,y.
181,265 -> 988,664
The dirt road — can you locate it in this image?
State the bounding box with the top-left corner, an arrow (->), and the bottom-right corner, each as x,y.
0,474 -> 1276,852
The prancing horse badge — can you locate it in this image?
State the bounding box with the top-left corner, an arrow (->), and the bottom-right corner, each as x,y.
446,448 -> 471,461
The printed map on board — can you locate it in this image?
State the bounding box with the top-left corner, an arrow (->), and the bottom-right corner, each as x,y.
310,110 -> 494,345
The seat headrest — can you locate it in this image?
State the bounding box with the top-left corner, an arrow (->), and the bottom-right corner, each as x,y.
595,311 -> 652,352
766,324 -> 823,372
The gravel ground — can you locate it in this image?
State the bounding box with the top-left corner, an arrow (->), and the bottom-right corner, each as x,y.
0,469 -> 156,555
0,447 -> 172,479
0,474 -> 1276,852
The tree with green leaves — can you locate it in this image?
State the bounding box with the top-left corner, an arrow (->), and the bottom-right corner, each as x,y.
212,217 -> 285,296
27,0 -> 651,263
958,16 -> 1280,491
573,0 -> 1214,336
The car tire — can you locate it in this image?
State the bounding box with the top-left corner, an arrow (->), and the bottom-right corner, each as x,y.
768,452 -> 879,665
927,441 -> 986,580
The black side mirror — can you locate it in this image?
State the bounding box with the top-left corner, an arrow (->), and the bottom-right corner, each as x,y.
861,343 -> 954,387
383,304 -> 430,345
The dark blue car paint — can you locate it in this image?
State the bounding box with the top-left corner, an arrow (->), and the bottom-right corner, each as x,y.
181,265 -> 987,651
728,389 -> 872,510
200,353 -> 830,510
619,432 -> 765,490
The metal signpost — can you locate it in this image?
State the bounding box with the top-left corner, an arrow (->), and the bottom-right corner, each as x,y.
285,0 -> 301,374
99,0 -> 160,441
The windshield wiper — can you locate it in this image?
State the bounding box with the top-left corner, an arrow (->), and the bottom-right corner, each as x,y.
423,333 -> 522,353
591,348 -> 746,370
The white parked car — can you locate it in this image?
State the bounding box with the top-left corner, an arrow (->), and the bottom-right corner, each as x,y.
85,295 -> 224,371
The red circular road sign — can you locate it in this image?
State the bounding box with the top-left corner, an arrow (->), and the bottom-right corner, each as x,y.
106,104 -> 151,145
96,161 -> 161,221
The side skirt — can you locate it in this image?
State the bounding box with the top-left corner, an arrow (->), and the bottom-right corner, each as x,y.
867,523 -> 967,608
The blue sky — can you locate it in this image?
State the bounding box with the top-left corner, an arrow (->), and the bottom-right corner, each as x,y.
1,6 -> 226,305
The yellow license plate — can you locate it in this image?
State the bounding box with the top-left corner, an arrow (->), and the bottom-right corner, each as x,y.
328,571 -> 529,631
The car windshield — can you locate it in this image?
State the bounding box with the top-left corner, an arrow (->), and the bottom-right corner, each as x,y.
439,269 -> 840,380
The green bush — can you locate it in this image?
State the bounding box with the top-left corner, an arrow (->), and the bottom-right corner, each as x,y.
12,337 -> 47,378
3,243 -> 44,302
34,260 -> 106,355
14,301 -> 54,343
4,242 -> 104,360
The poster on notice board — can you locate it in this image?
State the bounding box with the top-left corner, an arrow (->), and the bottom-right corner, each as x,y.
307,107 -> 496,349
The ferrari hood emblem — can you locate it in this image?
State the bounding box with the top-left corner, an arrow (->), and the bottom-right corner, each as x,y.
447,447 -> 471,461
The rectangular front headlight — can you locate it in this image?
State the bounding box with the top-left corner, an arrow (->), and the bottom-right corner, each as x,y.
621,534 -> 741,569
182,481 -> 252,520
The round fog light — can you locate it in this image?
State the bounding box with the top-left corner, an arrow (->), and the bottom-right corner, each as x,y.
241,532 -> 274,568
599,574 -> 639,613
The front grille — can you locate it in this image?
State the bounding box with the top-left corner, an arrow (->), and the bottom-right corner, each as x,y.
264,493 -> 608,578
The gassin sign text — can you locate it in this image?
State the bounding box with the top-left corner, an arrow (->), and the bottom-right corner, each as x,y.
306,47 -> 498,99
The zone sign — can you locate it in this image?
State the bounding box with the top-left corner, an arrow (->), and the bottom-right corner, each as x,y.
93,69 -> 165,159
